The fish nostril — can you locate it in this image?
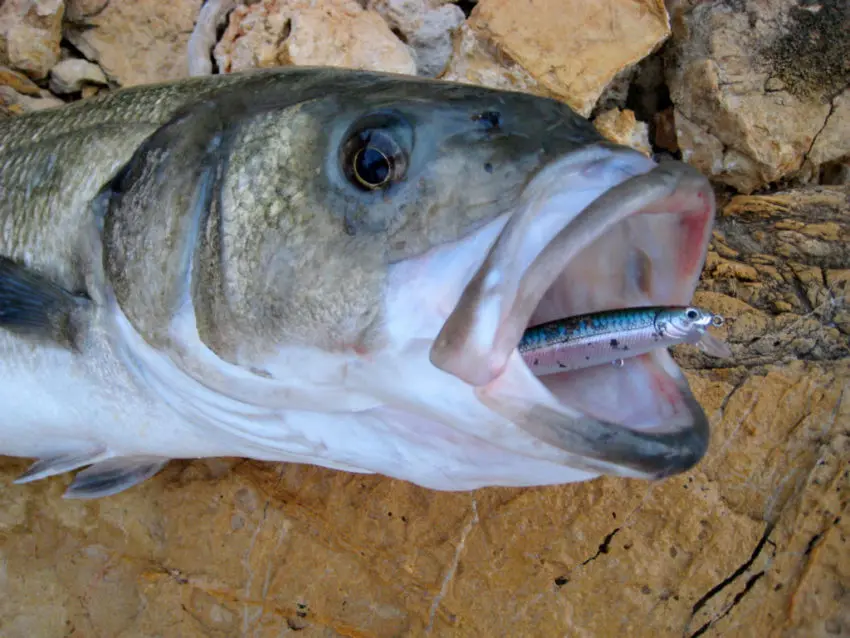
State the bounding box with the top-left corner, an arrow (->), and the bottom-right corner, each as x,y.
472,110 -> 502,131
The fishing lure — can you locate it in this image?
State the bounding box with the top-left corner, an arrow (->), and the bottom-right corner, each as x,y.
519,306 -> 731,376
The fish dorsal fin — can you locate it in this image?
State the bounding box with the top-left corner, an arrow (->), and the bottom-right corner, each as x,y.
0,256 -> 90,347
62,457 -> 169,499
13,447 -> 110,484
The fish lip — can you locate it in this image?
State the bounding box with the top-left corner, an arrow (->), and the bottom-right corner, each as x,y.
430,146 -> 717,479
473,350 -> 710,479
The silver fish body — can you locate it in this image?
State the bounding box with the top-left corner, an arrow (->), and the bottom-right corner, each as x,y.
519,306 -> 729,375
0,67 -> 719,498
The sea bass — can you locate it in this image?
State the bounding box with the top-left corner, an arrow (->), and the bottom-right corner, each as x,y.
0,67 -> 717,498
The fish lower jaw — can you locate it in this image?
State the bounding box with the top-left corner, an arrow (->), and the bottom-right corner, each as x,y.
426,156 -> 716,479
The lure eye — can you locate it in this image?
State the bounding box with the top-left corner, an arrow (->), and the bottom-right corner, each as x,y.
686,308 -> 699,320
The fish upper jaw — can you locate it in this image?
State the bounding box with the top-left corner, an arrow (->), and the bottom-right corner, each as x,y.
387,143 -> 717,480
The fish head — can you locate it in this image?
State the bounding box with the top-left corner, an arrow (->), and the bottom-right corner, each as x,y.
99,68 -> 716,488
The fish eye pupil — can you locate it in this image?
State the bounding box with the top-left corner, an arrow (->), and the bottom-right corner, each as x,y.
355,146 -> 391,188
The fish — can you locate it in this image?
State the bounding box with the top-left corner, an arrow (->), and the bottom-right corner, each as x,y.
519,305 -> 731,376
0,65 -> 719,499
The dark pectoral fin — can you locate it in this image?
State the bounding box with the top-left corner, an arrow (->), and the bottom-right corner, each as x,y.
0,256 -> 90,346
62,457 -> 170,499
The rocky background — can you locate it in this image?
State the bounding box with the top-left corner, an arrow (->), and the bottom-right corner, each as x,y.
0,0 -> 848,636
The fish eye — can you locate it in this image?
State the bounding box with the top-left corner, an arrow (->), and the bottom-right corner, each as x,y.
341,129 -> 407,191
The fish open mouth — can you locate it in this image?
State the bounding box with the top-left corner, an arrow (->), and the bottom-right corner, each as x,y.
429,145 -> 716,479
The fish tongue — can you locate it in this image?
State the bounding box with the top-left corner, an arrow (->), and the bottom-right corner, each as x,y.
476,349 -> 709,478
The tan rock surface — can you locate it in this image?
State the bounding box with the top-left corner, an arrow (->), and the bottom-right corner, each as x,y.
0,84 -> 64,116
1,186 -> 847,636
0,0 -> 64,80
593,108 -> 652,156
213,0 -> 417,76
465,0 -> 671,116
440,22 -> 545,96
368,0 -> 465,76
63,0 -> 204,86
665,0 -> 850,194
48,57 -> 108,94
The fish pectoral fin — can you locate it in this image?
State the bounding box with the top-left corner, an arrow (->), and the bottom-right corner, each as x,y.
13,446 -> 110,484
62,457 -> 170,500
0,256 -> 90,347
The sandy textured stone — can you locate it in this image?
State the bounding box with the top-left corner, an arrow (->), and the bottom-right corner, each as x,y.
63,0 -> 204,86
807,89 -> 850,169
0,84 -> 64,116
368,0 -> 465,76
440,22 -> 545,96
0,65 -> 42,96
48,57 -> 108,94
0,186 -> 847,636
64,0 -> 108,22
666,0 -> 850,193
593,108 -> 652,156
465,0 -> 671,116
0,0 -> 64,80
213,0 -> 417,75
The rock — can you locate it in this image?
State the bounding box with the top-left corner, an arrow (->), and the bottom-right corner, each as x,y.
592,66 -> 638,116
440,22 -> 544,96
0,85 -> 64,116
368,0 -> 465,76
48,58 -> 108,94
593,108 -> 652,156
806,90 -> 850,172
63,0 -> 204,86
821,160 -> 850,186
0,183 -> 847,636
0,0 -> 65,80
465,0 -> 671,116
653,107 -> 678,153
79,84 -> 101,99
0,65 -> 43,97
665,0 -> 850,194
213,0 -> 417,75
64,0 -> 108,22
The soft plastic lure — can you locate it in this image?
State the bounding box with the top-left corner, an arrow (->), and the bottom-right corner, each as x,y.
519,306 -> 731,376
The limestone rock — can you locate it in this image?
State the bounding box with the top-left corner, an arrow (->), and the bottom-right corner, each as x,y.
0,85 -> 63,116
0,65 -> 43,97
63,0 -> 204,86
654,107 -> 679,153
593,108 -> 652,156
48,58 -> 108,94
665,0 -> 850,194
440,22 -> 545,97
0,185 -> 847,636
465,0 -> 671,116
807,89 -> 850,170
368,0 -> 465,76
64,0 -> 108,22
213,0 -> 417,76
0,0 -> 64,80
